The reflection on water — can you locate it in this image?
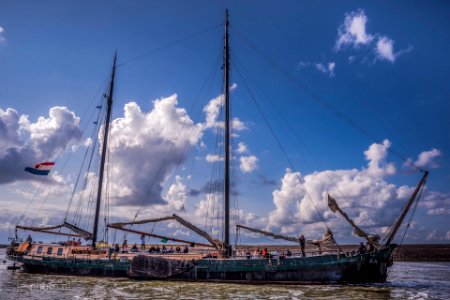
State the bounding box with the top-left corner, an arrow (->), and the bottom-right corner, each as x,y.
1,249 -> 449,300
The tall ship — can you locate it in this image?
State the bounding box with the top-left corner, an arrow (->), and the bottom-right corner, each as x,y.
6,10 -> 429,283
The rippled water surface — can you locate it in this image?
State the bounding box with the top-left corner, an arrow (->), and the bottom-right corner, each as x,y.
1,249 -> 449,299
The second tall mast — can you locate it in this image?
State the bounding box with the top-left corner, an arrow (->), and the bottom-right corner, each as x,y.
92,52 -> 117,249
224,10 -> 231,251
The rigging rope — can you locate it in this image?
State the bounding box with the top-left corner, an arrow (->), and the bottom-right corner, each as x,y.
232,58 -> 339,246
103,134 -> 112,243
19,76 -> 109,230
65,97 -> 105,222
73,110 -> 104,226
84,159 -> 100,230
117,24 -> 222,67
205,99 -> 224,238
230,26 -> 420,172
230,92 -> 240,247
232,52 -> 379,237
386,180 -> 425,276
130,54 -> 222,222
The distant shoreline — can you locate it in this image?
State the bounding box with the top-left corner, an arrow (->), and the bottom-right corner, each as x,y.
1,243 -> 449,262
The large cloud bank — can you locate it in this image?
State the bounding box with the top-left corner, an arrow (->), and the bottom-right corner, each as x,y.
106,94 -> 203,206
1,98 -> 446,243
267,139 -> 446,241
0,106 -> 81,184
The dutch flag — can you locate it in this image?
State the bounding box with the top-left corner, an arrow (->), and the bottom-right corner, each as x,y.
24,162 -> 55,176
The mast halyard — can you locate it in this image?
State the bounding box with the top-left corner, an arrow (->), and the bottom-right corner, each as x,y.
223,9 -> 231,253
92,52 -> 117,249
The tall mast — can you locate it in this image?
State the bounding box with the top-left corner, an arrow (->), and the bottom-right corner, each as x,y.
223,9 -> 231,251
385,170 -> 429,246
92,52 -> 117,248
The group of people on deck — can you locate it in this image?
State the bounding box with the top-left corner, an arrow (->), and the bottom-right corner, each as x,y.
243,247 -> 297,259
108,238 -> 189,257
240,234 -> 307,259
358,242 -> 375,254
147,245 -> 189,254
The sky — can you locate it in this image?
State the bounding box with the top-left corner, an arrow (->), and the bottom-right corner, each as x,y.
0,0 -> 449,246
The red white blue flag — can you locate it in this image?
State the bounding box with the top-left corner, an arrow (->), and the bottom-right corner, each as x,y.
24,162 -> 55,176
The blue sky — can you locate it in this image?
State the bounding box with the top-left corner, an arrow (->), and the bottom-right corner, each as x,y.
0,1 -> 449,245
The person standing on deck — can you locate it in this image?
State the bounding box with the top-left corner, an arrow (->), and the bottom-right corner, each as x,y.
367,242 -> 374,253
253,248 -> 259,258
299,234 -> 306,257
262,247 -> 268,258
140,234 -> 145,251
358,242 -> 367,254
286,249 -> 292,257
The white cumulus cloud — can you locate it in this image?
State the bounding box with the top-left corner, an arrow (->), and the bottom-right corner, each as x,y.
414,148 -> 442,169
164,176 -> 187,211
237,142 -> 248,154
267,139 -> 429,241
335,9 -> 411,64
205,154 -> 223,163
0,26 -> 5,43
335,9 -> 373,50
299,61 -> 336,77
364,139 -> 396,176
106,94 -> 203,206
203,94 -> 223,129
239,155 -> 258,173
376,36 -> 396,62
420,191 -> 450,216
232,118 -> 247,131
203,87 -> 246,132
315,62 -> 336,77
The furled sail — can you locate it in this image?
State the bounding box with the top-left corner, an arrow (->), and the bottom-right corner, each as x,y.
16,224 -> 81,237
236,224 -> 298,243
327,194 -> 379,245
16,223 -> 93,240
108,213 -> 223,250
63,222 -> 93,240
236,224 -> 337,247
107,223 -> 214,248
318,228 -> 336,244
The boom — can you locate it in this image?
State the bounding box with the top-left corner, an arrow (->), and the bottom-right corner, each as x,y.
108,213 -> 223,250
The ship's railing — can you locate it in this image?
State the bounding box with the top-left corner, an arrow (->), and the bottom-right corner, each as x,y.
232,247 -> 370,259
25,253 -> 130,265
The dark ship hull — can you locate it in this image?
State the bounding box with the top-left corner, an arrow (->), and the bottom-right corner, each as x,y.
9,245 -> 395,283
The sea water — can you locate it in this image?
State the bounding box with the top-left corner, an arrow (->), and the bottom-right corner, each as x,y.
1,249 -> 449,299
